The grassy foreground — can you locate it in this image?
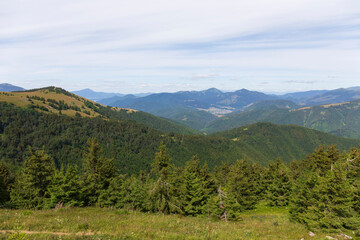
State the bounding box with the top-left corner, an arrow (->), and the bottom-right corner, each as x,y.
0,203 -> 350,240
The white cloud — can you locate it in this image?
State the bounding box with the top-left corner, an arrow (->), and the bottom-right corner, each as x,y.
0,0 -> 359,93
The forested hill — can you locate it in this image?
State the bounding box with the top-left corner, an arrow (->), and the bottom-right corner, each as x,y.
204,99 -> 360,138
212,122 -> 359,163
1,101 -> 359,174
0,86 -> 198,135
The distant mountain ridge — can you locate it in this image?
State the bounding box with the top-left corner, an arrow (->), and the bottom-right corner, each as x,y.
301,87 -> 360,106
0,83 -> 25,92
98,88 -> 279,129
72,88 -> 126,102
205,98 -> 360,138
72,88 -> 152,102
96,86 -> 360,131
100,88 -> 278,113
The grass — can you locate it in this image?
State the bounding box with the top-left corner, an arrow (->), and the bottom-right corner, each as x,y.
0,203 -> 352,240
0,88 -> 138,120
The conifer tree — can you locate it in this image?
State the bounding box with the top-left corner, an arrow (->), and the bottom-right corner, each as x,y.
302,145 -> 340,176
316,162 -> 359,230
266,158 -> 292,206
0,161 -> 10,205
179,155 -> 215,216
10,148 -> 55,209
226,160 -> 259,211
291,151 -> 360,231
149,143 -> 177,213
290,170 -> 321,226
46,165 -> 83,208
82,138 -> 115,205
98,175 -> 127,208
345,147 -> 360,214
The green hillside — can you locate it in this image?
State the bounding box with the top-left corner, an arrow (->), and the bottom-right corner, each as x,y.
151,107 -> 218,130
212,122 -> 359,163
0,87 -> 198,135
1,100 -> 359,173
205,99 -> 360,138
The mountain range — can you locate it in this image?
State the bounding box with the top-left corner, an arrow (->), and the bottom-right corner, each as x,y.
90,86 -> 360,137
1,86 -> 359,174
4,83 -> 360,139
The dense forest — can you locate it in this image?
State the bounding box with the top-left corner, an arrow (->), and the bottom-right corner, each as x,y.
1,89 -> 360,236
0,141 -> 359,234
1,102 -> 358,174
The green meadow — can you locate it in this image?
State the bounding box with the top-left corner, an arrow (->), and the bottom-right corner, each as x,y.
0,203 -> 349,240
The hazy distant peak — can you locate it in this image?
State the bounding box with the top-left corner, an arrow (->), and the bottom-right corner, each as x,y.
203,88 -> 223,94
347,86 -> 360,91
234,88 -> 251,93
0,83 -> 25,92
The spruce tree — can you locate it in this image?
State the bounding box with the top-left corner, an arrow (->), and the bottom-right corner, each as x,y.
46,165 -> 83,208
10,148 -> 55,209
266,158 -> 292,206
291,153 -> 360,231
149,143 -> 178,213
346,147 -> 360,214
0,161 -> 10,205
226,160 -> 259,211
180,155 -> 215,216
82,138 -> 115,205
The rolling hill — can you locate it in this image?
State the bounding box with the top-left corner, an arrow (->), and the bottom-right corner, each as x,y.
211,122 -> 358,162
0,86 -> 198,135
1,89 -> 359,174
299,87 -> 360,106
99,88 -> 279,130
205,99 -> 360,138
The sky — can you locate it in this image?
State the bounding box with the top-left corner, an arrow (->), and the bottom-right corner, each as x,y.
1,0 -> 360,94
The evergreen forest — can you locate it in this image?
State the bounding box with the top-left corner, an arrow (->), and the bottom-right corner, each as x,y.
0,88 -> 359,238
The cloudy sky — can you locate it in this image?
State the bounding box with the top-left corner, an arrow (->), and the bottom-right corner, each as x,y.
1,0 -> 360,93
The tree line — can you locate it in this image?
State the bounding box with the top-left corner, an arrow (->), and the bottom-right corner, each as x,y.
0,140 -> 359,233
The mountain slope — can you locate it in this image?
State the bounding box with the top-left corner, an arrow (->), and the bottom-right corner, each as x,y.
212,122 -> 359,163
0,83 -> 25,92
279,90 -> 329,103
205,99 -> 360,138
0,86 -> 198,135
1,101 -> 358,175
105,88 -> 278,113
151,107 -> 218,130
301,87 -> 360,106
204,100 -> 297,133
100,88 -> 279,130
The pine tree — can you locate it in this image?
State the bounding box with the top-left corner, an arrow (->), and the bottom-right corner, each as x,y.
10,148 -> 55,209
0,161 -> 10,205
291,156 -> 360,231
290,170 -> 321,226
82,138 -> 115,205
266,158 -> 292,206
226,160 -> 259,211
149,143 -> 178,213
345,147 -> 360,214
98,175 -> 127,208
45,165 -> 83,208
179,155 -> 215,216
302,145 -> 340,176
316,162 -> 359,230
